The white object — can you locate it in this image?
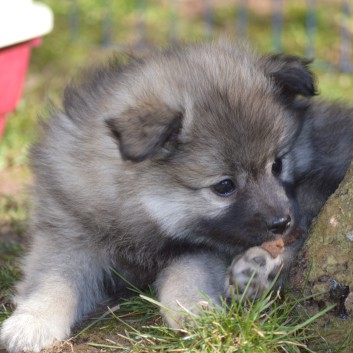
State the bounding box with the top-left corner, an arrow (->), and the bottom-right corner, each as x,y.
0,0 -> 53,48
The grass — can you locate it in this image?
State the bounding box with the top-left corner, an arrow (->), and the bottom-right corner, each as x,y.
70,285 -> 338,353
1,1 -> 353,352
61,270 -> 342,353
0,195 -> 25,327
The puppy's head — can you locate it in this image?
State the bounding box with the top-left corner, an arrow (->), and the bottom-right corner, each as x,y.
103,42 -> 316,251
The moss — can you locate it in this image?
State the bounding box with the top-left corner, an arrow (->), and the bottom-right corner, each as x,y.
291,160 -> 353,350
306,161 -> 353,285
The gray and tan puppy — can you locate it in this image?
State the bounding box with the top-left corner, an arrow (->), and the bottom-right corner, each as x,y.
1,41 -> 353,353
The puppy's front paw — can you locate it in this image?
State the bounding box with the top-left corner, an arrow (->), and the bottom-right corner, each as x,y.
225,246 -> 283,300
0,311 -> 69,353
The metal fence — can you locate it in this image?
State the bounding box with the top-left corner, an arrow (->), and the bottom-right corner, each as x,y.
67,0 -> 353,72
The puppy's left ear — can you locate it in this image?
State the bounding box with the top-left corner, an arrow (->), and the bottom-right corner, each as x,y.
106,100 -> 183,162
260,54 -> 317,100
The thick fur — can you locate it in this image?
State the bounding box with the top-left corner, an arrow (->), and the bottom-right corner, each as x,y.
1,41 -> 353,352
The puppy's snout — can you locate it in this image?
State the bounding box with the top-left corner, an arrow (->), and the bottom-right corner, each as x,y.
267,215 -> 291,234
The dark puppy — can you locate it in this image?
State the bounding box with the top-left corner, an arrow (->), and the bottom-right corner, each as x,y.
1,41 -> 353,352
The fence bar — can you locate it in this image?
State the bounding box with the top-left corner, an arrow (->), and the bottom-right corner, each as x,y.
340,0 -> 352,72
168,0 -> 178,43
236,0 -> 248,38
272,0 -> 283,52
203,0 -> 214,39
305,0 -> 317,59
65,1 -> 353,73
136,0 -> 148,49
68,0 -> 80,41
102,0 -> 113,46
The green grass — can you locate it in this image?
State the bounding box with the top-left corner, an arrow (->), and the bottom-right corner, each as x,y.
74,288 -> 338,353
0,195 -> 25,325
66,270 -> 341,353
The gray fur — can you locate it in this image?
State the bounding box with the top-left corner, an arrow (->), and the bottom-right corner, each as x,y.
1,41 -> 353,352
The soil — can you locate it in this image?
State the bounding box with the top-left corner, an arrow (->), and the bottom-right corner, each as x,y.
0,166 -> 31,197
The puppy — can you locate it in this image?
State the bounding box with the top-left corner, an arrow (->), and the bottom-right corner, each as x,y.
1,41 -> 353,352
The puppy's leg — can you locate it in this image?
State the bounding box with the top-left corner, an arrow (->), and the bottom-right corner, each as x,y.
155,253 -> 226,328
0,235 -> 108,353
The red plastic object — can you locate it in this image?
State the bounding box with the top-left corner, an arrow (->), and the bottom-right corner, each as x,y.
0,38 -> 41,138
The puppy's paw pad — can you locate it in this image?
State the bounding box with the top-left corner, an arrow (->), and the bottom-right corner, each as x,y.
225,246 -> 283,300
0,311 -> 68,353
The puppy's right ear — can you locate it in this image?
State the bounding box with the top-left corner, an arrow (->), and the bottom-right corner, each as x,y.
260,54 -> 317,101
106,100 -> 183,162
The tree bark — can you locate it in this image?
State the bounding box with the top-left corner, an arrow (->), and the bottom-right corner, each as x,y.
290,159 -> 353,350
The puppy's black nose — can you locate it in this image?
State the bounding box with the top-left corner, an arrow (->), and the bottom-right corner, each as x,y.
267,215 -> 291,234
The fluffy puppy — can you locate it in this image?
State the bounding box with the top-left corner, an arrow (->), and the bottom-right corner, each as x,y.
1,41 -> 353,353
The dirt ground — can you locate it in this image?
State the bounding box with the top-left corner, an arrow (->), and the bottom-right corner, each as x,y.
0,166 -> 31,197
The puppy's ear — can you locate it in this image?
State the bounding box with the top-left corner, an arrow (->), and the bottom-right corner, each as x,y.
106,100 -> 183,162
260,54 -> 317,100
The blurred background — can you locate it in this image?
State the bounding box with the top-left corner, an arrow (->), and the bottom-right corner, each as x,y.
0,0 -> 352,217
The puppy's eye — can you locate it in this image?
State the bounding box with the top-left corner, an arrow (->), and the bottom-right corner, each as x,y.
212,179 -> 236,197
272,158 -> 283,177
